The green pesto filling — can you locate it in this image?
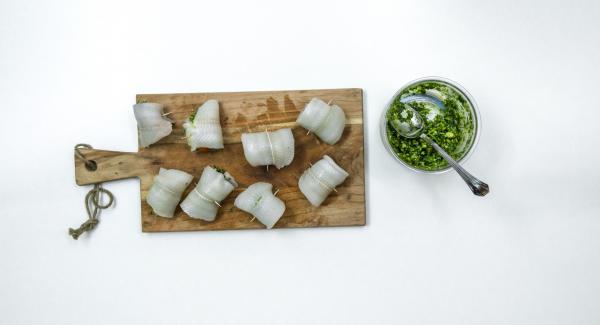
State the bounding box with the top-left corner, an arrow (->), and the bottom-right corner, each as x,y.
211,165 -> 233,183
253,195 -> 263,208
211,165 -> 226,174
188,112 -> 196,123
385,81 -> 476,171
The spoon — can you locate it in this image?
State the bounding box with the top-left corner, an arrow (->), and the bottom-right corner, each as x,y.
391,104 -> 490,196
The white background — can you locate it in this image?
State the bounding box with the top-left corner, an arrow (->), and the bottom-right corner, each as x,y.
1,0 -> 599,324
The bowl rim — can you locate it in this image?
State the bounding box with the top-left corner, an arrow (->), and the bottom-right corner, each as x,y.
380,76 -> 482,174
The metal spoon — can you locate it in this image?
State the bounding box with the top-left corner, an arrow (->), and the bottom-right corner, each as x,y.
391,104 -> 490,196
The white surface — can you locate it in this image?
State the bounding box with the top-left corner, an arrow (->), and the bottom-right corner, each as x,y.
1,0 -> 599,324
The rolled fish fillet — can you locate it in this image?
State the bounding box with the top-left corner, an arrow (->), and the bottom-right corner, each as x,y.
241,128 -> 294,169
147,168 -> 193,218
133,102 -> 173,148
298,155 -> 349,207
296,98 -> 346,145
183,99 -> 224,151
180,166 -> 238,221
234,182 -> 285,229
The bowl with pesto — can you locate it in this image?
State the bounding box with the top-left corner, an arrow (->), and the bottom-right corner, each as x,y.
380,77 -> 480,173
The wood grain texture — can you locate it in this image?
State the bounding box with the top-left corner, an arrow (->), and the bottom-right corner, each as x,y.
74,149 -> 155,185
74,88 -> 365,232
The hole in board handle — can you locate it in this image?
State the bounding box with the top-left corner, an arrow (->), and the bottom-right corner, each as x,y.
85,160 -> 97,171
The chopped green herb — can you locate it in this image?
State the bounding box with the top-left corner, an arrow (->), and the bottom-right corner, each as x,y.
211,165 -> 233,183
253,196 -> 263,208
188,112 -> 196,123
211,165 -> 226,174
385,81 -> 476,171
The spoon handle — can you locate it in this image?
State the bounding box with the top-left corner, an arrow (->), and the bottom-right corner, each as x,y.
420,134 -> 490,196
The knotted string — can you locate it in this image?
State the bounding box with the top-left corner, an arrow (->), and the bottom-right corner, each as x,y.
70,144 -> 115,240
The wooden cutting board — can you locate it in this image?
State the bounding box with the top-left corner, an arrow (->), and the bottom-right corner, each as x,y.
74,88 -> 365,232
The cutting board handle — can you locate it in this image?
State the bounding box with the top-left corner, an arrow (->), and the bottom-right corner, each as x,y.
74,148 -> 152,186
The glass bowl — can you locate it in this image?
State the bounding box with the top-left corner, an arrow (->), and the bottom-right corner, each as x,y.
380,76 -> 481,174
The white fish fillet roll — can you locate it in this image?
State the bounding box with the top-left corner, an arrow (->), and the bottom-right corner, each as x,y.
133,102 -> 173,147
241,128 -> 294,169
234,182 -> 285,229
180,166 -> 238,221
147,168 -> 193,218
296,98 -> 346,145
298,155 -> 349,207
183,99 -> 224,151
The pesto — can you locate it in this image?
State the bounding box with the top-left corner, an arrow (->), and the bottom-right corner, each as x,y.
211,165 -> 226,174
211,165 -> 233,183
385,81 -> 476,171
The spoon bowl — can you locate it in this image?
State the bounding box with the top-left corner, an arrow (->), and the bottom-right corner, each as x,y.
389,104 -> 425,139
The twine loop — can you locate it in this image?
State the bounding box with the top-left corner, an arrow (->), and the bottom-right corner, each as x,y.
265,129 -> 277,168
313,105 -> 334,134
307,163 -> 337,193
70,144 -> 115,240
74,143 -> 97,171
193,187 -> 221,207
306,99 -> 334,135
